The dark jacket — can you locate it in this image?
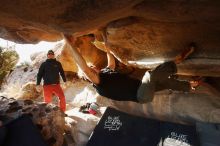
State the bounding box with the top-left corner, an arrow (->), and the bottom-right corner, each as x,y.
36,59 -> 66,85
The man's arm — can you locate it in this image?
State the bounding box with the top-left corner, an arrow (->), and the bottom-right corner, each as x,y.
58,62 -> 66,82
36,63 -> 44,85
63,34 -> 100,85
101,31 -> 116,70
106,46 -> 116,70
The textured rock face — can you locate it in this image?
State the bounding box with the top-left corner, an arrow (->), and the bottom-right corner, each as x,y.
106,16 -> 220,76
98,87 -> 220,124
59,36 -> 107,72
0,97 -> 65,146
1,1 -> 220,76
0,0 -> 138,43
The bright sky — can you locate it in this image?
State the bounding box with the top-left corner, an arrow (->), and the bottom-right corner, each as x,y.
0,38 -> 60,64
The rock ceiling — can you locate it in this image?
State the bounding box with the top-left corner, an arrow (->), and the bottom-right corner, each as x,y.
0,0 -> 220,76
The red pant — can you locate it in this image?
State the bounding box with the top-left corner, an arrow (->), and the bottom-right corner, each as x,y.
43,84 -> 66,111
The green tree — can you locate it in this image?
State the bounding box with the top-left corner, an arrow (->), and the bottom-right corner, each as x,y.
0,46 -> 19,88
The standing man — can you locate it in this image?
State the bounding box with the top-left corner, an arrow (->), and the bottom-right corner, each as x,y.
36,50 -> 66,112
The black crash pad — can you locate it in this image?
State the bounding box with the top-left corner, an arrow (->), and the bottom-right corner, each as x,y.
196,122 -> 220,146
2,115 -> 47,146
87,107 -> 198,146
159,122 -> 198,146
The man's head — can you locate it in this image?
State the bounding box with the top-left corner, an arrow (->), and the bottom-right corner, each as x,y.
47,50 -> 55,59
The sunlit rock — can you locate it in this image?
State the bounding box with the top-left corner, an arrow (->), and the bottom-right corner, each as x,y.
1,65 -> 38,98
59,36 -> 107,73
65,108 -> 102,146
18,82 -> 41,100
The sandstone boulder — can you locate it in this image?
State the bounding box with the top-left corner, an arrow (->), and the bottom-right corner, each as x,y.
18,82 -> 41,100
0,96 -> 66,146
1,1 -> 220,76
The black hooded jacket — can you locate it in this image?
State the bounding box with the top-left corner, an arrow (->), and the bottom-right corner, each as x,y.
36,59 -> 66,85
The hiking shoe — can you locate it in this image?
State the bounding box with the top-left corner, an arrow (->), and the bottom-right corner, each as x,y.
175,42 -> 195,64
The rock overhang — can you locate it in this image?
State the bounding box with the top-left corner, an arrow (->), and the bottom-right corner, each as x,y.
0,0 -> 220,76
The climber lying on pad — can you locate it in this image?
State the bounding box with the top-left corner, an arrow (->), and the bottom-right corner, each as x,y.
64,33 -> 198,103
